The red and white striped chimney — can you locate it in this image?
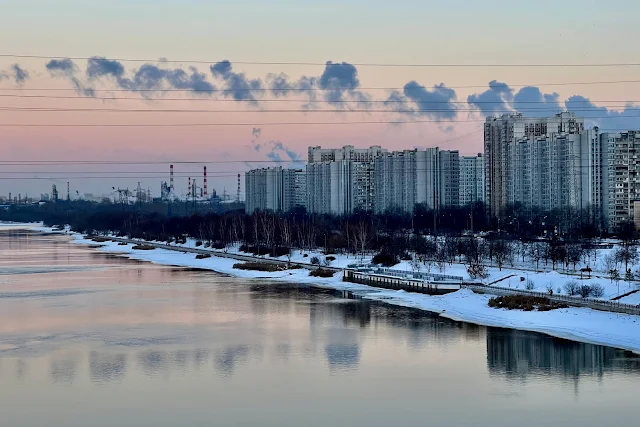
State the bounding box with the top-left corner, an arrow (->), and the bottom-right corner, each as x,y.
188,177 -> 191,197
203,166 -> 208,198
170,164 -> 174,191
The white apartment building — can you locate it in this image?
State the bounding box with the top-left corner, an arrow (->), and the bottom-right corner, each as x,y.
245,167 -> 305,213
306,160 -> 374,215
439,150 -> 460,208
308,145 -> 387,164
604,131 -> 640,230
484,112 -> 586,218
459,154 -> 484,206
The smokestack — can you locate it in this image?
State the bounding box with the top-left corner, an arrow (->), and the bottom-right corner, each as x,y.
170,165 -> 174,191
67,182 -> 70,201
188,177 -> 191,197
204,166 -> 208,198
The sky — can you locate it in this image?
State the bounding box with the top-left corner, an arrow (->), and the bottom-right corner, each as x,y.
1,0 -> 640,199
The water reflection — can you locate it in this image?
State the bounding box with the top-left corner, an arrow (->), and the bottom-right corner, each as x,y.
89,351 -> 127,383
49,358 -> 77,384
486,328 -> 640,384
214,345 -> 251,376
4,231 -> 640,427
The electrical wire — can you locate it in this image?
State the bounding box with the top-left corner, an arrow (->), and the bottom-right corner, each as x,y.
2,53 -> 640,67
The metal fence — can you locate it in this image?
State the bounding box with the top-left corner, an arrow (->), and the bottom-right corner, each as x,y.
462,283 -> 640,316
355,267 -> 463,283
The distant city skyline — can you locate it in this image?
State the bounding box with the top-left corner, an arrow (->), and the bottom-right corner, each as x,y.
2,0 -> 640,196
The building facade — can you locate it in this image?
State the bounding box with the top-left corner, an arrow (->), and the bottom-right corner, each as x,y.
604,131 -> 640,230
459,154 -> 484,206
484,112 -> 586,218
308,145 -> 387,164
245,167 -> 305,213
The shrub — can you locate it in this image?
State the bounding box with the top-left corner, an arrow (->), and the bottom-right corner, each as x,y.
195,241 -> 203,247
325,256 -> 336,262
310,256 -> 321,265
118,242 -> 128,246
196,254 -> 211,259
270,246 -> 291,257
303,254 -> 309,258
590,283 -> 605,298
211,242 -> 226,250
309,268 -> 335,278
91,237 -> 111,243
239,244 -> 249,252
577,284 -> 591,298
564,280 -> 580,296
233,262 -> 284,272
323,248 -> 336,255
372,252 -> 399,267
400,252 -> 413,261
488,295 -> 568,311
132,244 -> 156,250
525,279 -> 535,290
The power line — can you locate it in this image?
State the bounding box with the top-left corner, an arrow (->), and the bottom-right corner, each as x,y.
2,53 -> 640,67
1,93 -> 639,104
1,106 -> 638,114
0,116 -> 637,127
2,79 -> 640,92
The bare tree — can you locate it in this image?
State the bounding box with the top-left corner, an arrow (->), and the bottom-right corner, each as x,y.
529,242 -> 544,270
615,245 -> 638,273
353,221 -> 371,261
566,244 -> 583,271
219,216 -> 229,251
493,238 -> 513,271
259,212 -> 276,254
280,217 -> 293,265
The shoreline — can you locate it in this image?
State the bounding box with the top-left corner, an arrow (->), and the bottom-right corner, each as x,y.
8,223 -> 640,355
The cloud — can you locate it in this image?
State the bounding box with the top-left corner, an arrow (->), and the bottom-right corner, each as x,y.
0,63 -> 30,85
565,95 -> 640,130
513,86 -> 561,117
467,80 -> 514,115
210,60 -> 262,104
46,58 -> 95,97
11,64 -> 29,84
397,81 -> 458,120
318,61 -> 369,106
84,57 -> 217,96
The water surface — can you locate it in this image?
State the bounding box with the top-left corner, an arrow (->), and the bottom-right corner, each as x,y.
0,230 -> 638,427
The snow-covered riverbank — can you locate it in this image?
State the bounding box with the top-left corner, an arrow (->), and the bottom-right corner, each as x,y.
10,223 -> 640,354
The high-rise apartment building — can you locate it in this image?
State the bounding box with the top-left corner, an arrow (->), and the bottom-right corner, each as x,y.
245,167 -> 305,213
603,131 -> 640,230
306,160 -> 374,215
484,112 -> 586,218
439,150 -> 460,208
460,154 -> 484,206
308,145 -> 387,163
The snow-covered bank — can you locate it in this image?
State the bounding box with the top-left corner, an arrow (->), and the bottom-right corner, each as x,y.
54,231 -> 640,355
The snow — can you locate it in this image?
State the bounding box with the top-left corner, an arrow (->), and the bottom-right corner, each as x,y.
61,232 -> 640,355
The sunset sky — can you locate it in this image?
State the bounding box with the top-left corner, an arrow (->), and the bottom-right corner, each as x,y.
1,0 -> 640,198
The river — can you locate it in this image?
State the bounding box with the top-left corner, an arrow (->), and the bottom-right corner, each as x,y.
0,229 -> 639,427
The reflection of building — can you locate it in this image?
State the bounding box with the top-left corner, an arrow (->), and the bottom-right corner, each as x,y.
89,351 -> 127,383
485,328 -> 629,381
